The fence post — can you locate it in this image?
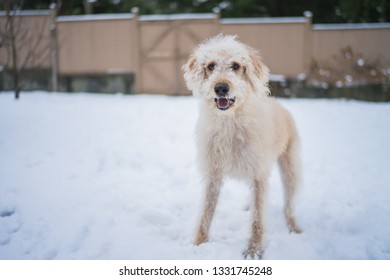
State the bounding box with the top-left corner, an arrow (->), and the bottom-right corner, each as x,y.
212,7 -> 221,34
131,7 -> 141,94
49,3 -> 58,92
303,11 -> 313,75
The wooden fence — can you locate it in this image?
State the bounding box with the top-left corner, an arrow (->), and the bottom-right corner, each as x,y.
1,9 -> 390,94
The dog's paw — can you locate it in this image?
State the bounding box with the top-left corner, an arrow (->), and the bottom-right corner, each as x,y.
289,226 -> 303,234
194,231 -> 208,246
286,217 -> 303,234
288,222 -> 303,234
243,247 -> 264,260
194,239 -> 206,246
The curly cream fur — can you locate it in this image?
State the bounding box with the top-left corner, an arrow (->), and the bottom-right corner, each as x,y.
182,34 -> 302,259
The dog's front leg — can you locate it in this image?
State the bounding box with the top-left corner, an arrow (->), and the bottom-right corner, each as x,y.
194,175 -> 222,245
244,178 -> 267,259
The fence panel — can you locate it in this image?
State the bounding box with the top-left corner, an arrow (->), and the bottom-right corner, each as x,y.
1,11 -> 390,95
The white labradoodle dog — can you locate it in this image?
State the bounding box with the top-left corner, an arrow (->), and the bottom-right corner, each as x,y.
182,34 -> 302,259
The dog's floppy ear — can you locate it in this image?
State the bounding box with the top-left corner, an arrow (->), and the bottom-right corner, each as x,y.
245,48 -> 270,95
182,54 -> 203,96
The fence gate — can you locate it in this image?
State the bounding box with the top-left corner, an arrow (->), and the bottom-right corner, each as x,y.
137,14 -> 220,94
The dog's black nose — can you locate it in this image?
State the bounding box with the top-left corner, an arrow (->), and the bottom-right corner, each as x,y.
214,83 -> 229,97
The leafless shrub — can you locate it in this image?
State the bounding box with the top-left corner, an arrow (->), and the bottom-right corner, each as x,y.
307,46 -> 390,88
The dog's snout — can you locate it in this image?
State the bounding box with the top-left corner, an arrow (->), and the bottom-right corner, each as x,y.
214,83 -> 229,97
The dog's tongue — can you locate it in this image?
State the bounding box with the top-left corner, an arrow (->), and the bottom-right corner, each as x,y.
217,97 -> 229,109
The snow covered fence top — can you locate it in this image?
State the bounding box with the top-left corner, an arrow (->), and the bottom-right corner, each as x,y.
221,17 -> 307,25
56,13 -> 216,23
57,13 -> 134,22
139,13 -> 215,21
55,13 -> 306,24
313,22 -> 390,30
0,10 -> 50,16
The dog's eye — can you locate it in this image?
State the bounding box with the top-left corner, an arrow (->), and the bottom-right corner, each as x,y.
207,63 -> 215,71
231,63 -> 240,70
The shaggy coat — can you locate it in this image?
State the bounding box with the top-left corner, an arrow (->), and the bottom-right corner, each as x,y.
183,35 -> 302,259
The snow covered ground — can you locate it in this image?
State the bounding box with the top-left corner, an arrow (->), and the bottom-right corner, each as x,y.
0,92 -> 389,260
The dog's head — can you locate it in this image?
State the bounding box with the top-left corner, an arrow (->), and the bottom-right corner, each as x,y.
182,34 -> 270,113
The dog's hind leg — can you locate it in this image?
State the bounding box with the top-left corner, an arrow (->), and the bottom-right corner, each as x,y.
194,175 -> 222,245
278,135 -> 302,234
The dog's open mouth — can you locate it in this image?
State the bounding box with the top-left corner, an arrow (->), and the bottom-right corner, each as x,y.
214,97 -> 236,110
